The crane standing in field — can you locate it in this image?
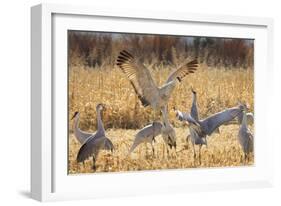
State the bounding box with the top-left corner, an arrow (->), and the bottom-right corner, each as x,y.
238,109 -> 254,163
76,104 -> 114,171
71,111 -> 114,151
129,106 -> 176,158
175,102 -> 245,164
175,88 -> 220,148
116,50 -> 198,117
128,121 -> 162,156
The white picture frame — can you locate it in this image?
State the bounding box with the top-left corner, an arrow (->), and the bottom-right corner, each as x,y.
31,3 -> 274,202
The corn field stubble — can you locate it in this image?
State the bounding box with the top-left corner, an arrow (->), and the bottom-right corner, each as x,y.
68,64 -> 254,174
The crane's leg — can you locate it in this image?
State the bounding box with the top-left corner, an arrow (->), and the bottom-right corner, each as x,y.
198,144 -> 202,165
162,143 -> 165,160
92,156 -> 96,171
145,143 -> 148,158
82,161 -> 86,172
151,143 -> 155,157
76,162 -> 79,173
186,135 -> 190,149
174,146 -> 177,158
242,153 -> 246,164
166,146 -> 170,159
192,143 -> 197,166
244,153 -> 248,164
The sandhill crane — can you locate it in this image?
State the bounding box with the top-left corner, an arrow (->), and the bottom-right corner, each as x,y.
175,88 -> 219,148
176,104 -> 245,164
129,122 -> 162,156
238,110 -> 254,163
129,107 -> 176,158
71,111 -> 114,151
76,104 -> 114,171
116,50 -> 198,116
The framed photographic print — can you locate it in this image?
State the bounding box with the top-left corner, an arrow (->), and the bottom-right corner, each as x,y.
31,3 -> 274,201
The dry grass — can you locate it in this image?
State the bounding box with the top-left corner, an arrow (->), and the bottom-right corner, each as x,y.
68,125 -> 254,174
69,64 -> 253,130
68,64 -> 254,174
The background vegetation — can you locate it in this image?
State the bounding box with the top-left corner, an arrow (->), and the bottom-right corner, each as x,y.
68,31 -> 254,69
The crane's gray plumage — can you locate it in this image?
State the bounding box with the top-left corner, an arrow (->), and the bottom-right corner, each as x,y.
237,112 -> 254,125
176,102 -> 245,164
188,88 -> 201,147
177,104 -> 244,136
238,110 -> 254,163
198,105 -> 244,136
175,109 -> 190,122
76,104 -> 114,170
71,111 -> 114,152
129,107 -> 176,158
190,88 -> 199,121
161,107 -> 177,154
117,50 -> 198,111
77,136 -> 108,162
175,88 -> 218,149
129,121 -> 162,155
71,111 -> 93,144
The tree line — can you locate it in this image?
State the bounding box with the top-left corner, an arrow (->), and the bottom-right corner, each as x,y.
68,31 -> 254,69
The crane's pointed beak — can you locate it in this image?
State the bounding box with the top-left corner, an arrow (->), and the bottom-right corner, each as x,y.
71,111 -> 78,120
190,86 -> 196,94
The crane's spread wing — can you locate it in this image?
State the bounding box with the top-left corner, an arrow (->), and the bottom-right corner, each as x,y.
166,58 -> 198,83
75,129 -> 93,145
200,107 -> 243,135
175,110 -> 190,122
176,110 -> 200,127
103,138 -> 114,151
116,50 -> 159,107
76,135 -> 107,162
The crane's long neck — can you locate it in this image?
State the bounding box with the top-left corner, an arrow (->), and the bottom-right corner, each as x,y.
241,111 -> 248,129
192,92 -> 197,106
161,106 -> 170,127
97,108 -> 105,133
73,115 -> 79,132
